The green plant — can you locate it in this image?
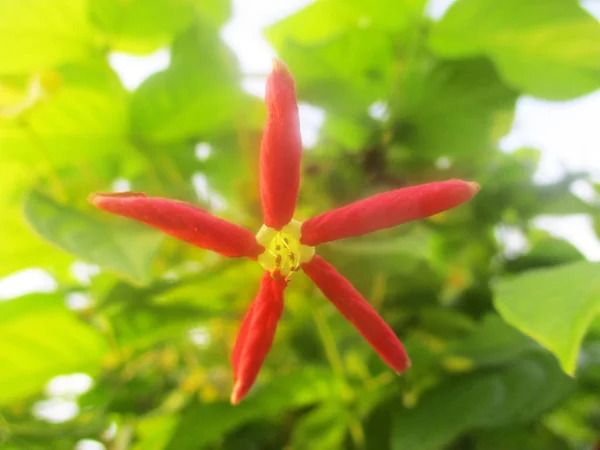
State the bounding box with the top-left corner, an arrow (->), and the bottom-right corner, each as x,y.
1,0 -> 600,448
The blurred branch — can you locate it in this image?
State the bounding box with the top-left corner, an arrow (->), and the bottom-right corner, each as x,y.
311,305 -> 345,378
111,417 -> 134,450
311,303 -> 365,449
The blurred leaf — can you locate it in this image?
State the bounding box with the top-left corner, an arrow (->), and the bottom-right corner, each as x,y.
131,26 -> 248,143
429,0 -> 600,99
112,301 -> 213,348
544,394 -> 600,447
0,162 -> 72,278
419,308 -> 475,339
133,414 -> 178,450
474,425 -> 570,450
199,136 -> 259,209
290,404 -> 348,450
268,0 -> 426,47
579,340 -> 600,386
0,0 -> 93,74
446,314 -> 539,366
392,354 -> 573,450
327,227 -> 433,258
475,355 -> 573,426
189,0 -> 231,27
364,398 -> 395,450
24,190 -> 163,284
0,74 -> 40,117
1,59 -> 129,169
155,259 -> 261,311
0,209 -> 73,278
400,58 -> 517,159
265,0 -> 427,115
494,261 -> 600,375
90,0 -> 194,54
0,293 -> 107,404
537,193 -> 593,215
320,114 -> 371,151
392,373 -> 502,450
508,353 -> 574,423
506,235 -> 584,273
477,362 -> 545,427
165,368 -> 342,449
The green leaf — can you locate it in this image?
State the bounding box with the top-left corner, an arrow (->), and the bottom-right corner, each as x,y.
392,374 -> 503,450
446,314 -> 539,367
189,0 -> 231,27
474,425 -> 571,450
0,206 -> 73,279
0,293 -> 107,404
132,415 -> 178,450
90,0 -> 194,54
320,114 -> 371,151
290,404 -> 348,450
0,0 -> 93,74
24,190 -> 163,284
508,354 -> 574,423
477,362 -> 544,427
400,58 -> 517,159
543,394 -> 600,446
267,14 -> 394,115
392,354 -> 573,450
429,0 -> 600,99
364,399 -> 395,450
1,60 -> 130,169
0,162 -> 72,278
131,26 -> 249,143
267,0 -> 426,48
165,368 -> 342,449
494,261 -> 600,375
265,0 -> 428,119
112,300 -> 214,349
506,235 -> 585,273
327,227 -> 433,258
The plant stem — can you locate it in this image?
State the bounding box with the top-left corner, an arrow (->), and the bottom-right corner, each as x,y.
311,305 -> 345,378
311,303 -> 365,450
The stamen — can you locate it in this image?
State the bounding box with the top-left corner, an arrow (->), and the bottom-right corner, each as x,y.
255,220 -> 315,279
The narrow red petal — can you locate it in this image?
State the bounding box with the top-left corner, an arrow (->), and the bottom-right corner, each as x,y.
301,180 -> 479,246
302,255 -> 410,374
231,272 -> 286,404
89,192 -> 263,258
260,59 -> 302,230
232,301 -> 257,382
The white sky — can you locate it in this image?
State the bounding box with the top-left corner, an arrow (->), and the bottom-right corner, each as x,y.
2,0 -> 600,301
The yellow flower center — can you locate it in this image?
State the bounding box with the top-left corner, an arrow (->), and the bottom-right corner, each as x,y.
256,219 -> 315,280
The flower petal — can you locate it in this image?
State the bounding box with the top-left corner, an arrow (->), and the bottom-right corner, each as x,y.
231,300 -> 256,382
302,255 -> 410,374
301,180 -> 479,246
89,192 -> 263,258
231,272 -> 286,404
260,59 -> 302,230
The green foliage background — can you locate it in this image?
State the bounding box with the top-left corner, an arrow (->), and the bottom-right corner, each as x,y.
1,0 -> 600,448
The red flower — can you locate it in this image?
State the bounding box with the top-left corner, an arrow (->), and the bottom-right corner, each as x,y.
90,59 -> 479,404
